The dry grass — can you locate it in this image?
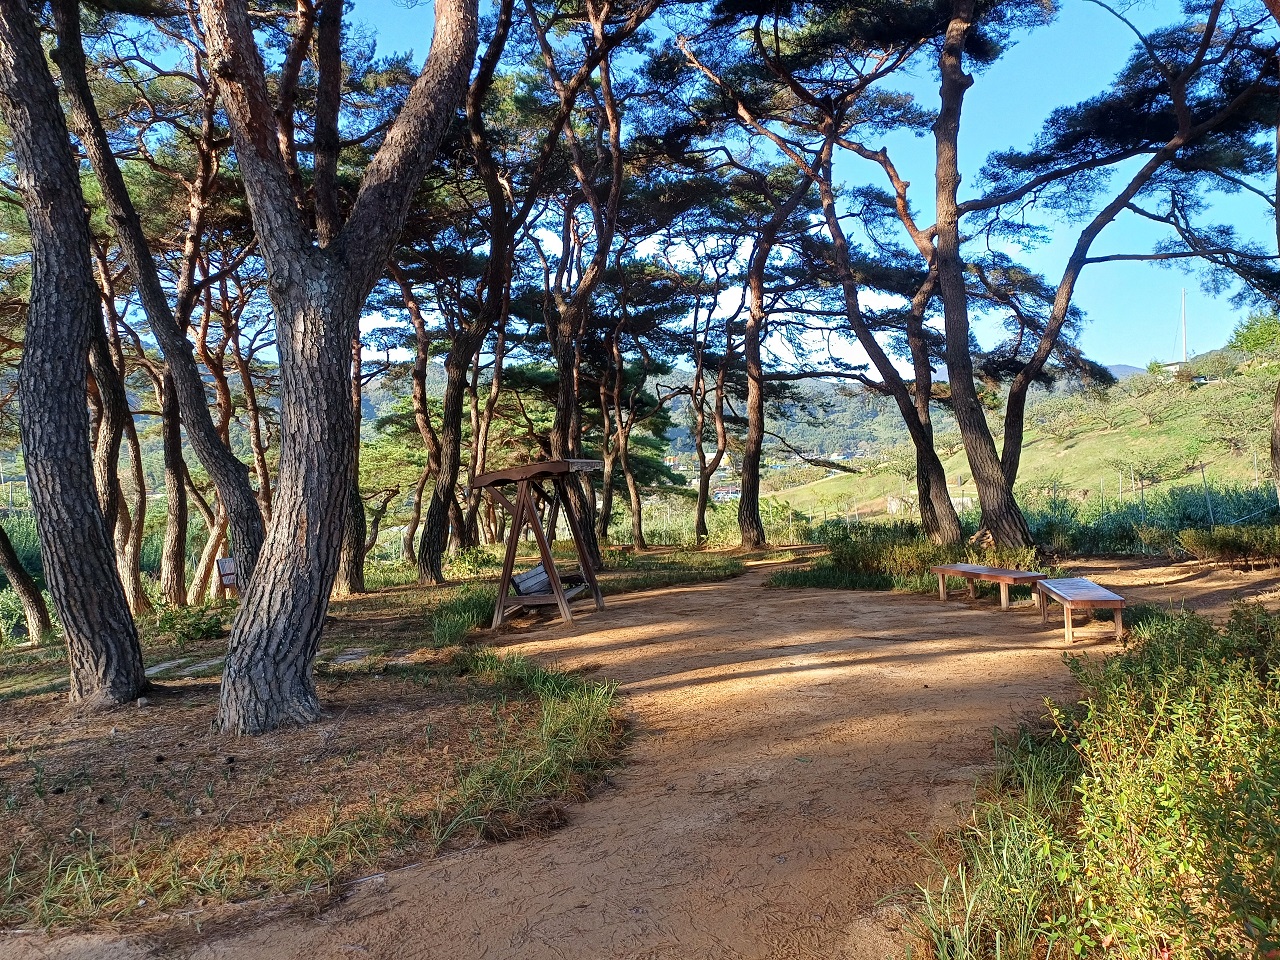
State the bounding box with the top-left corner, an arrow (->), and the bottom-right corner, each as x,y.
0,661 -> 531,926
0,553 -> 761,930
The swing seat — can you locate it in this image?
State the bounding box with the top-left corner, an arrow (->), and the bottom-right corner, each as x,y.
509,563 -> 587,609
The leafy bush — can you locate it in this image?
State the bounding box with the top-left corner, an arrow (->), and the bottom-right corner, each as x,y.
913,605 -> 1280,958
1177,524 -> 1280,565
151,604 -> 225,647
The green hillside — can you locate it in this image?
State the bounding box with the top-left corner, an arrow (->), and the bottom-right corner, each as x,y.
766,372 -> 1270,521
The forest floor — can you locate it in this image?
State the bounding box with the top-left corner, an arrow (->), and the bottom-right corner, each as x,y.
5,552 -> 1280,960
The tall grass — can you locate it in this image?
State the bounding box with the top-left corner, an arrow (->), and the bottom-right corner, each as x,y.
912,605 -> 1280,958
1018,482 -> 1279,555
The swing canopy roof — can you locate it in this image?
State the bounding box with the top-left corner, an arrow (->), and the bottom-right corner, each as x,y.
471,458 -> 602,489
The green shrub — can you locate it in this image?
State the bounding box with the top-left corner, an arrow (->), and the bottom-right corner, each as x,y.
1177,524 -> 1280,565
151,604 -> 225,647
769,521 -> 1042,595
913,605 -> 1280,957
1016,483 -> 1279,556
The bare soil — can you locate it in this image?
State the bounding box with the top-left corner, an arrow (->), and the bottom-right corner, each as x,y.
7,555 -> 1276,960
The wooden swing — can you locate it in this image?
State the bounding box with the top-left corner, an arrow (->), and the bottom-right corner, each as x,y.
471,459 -> 604,628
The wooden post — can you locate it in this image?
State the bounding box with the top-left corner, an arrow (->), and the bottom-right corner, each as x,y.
1063,604 -> 1074,643
490,486 -> 524,629
937,572 -> 947,602
999,582 -> 1010,611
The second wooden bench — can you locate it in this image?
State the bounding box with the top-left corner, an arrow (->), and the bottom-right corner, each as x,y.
1035,577 -> 1125,643
930,563 -> 1047,611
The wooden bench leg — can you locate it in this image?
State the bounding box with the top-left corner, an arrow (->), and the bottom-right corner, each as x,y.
1114,608 -> 1123,641
1063,604 -> 1074,643
967,578 -> 976,600
937,573 -> 947,602
999,582 -> 1010,611
1040,593 -> 1048,625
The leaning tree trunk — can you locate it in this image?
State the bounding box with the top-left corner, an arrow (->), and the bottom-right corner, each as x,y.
934,0 -> 1031,548
0,522 -> 52,640
0,0 -> 144,706
596,449 -> 617,542
619,429 -> 647,550
51,0 -> 266,584
815,173 -> 962,546
916,446 -> 962,544
188,503 -> 227,607
160,373 -> 189,606
115,419 -> 153,616
418,350 -> 471,584
402,465 -> 429,564
333,337 -> 367,597
88,321 -> 127,536
1271,379 -> 1280,503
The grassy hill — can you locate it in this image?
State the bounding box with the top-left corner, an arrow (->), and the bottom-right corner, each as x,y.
766,374 -> 1269,521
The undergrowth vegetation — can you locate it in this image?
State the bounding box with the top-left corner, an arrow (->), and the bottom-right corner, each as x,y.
1017,483 -> 1279,556
765,521 -> 1048,597
912,605 -> 1280,959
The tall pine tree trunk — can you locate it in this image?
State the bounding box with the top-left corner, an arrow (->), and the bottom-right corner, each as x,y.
620,430 -> 647,550
115,419 -> 153,616
51,0 -> 266,583
934,0 -> 1031,548
334,337 -> 366,597
201,0 -> 478,733
218,289 -> 358,732
0,0 -> 144,706
402,466 -> 429,564
160,373 -> 189,606
418,350 -> 471,584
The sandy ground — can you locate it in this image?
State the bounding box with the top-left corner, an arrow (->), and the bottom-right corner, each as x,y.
8,555 -> 1276,960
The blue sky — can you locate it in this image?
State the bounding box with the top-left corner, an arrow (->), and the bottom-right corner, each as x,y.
351,0 -> 1272,369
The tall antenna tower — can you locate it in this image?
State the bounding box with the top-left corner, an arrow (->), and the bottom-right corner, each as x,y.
1181,288 -> 1187,363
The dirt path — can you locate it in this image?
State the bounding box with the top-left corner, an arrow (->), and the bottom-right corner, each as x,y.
8,563 -> 1115,960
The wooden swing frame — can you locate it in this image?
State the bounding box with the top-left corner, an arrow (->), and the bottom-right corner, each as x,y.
471,459 -> 604,628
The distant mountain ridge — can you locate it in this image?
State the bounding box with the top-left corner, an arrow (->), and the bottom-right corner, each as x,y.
1107,364 -> 1144,380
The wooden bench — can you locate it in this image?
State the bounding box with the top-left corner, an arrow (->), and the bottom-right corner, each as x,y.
507,563 -> 586,614
1035,577 -> 1125,642
930,563 -> 1047,610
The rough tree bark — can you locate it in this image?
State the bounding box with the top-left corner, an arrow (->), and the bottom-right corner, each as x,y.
51,0 -> 266,583
814,171 -> 961,545
933,0 -> 1032,548
200,0 -> 478,733
160,373 -> 189,605
418,348 -> 476,583
333,337 -> 367,596
115,418 -> 153,616
0,0 -> 145,706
